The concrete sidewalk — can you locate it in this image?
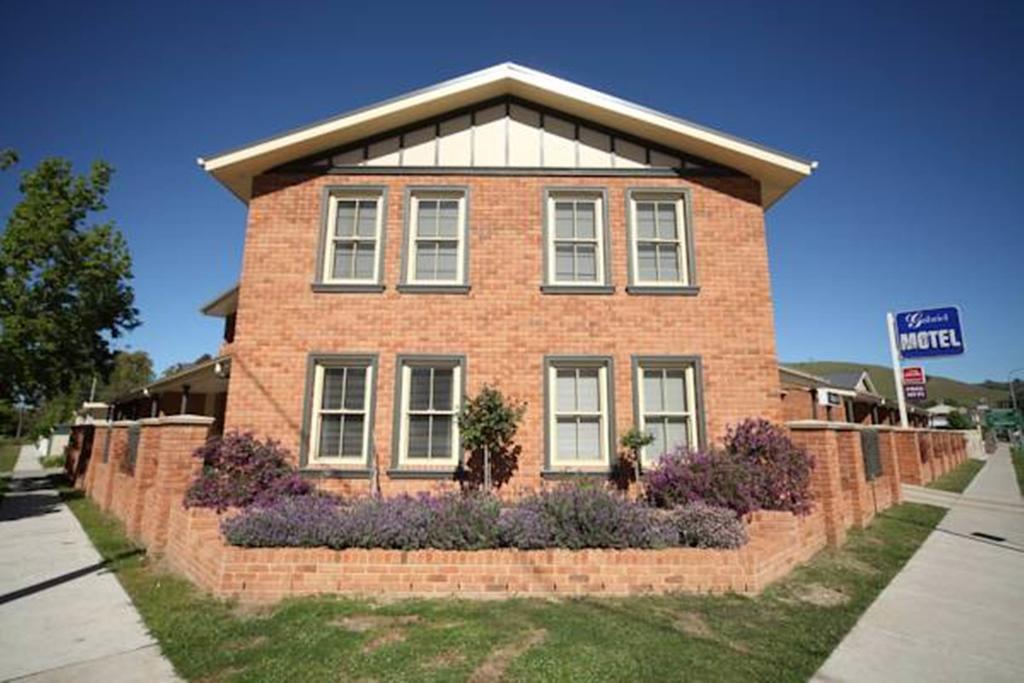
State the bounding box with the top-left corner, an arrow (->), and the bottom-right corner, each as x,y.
0,446 -> 179,682
815,444 -> 1024,682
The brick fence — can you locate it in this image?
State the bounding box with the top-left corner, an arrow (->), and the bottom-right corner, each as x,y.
64,416 -> 969,603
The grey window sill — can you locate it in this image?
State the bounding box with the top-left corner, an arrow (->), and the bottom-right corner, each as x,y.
396,284 -> 471,294
539,285 -> 616,295
541,469 -> 611,479
625,285 -> 700,296
386,468 -> 460,480
300,468 -> 371,479
311,283 -> 385,293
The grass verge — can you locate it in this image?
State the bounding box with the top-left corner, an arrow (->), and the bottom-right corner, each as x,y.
925,458 -> 985,493
0,443 -> 19,501
1012,446 -> 1024,496
61,487 -> 945,682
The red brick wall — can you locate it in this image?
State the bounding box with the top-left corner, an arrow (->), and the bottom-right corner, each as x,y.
225,173 -> 781,494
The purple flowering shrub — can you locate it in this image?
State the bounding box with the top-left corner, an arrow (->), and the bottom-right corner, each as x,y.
670,502 -> 748,549
184,431 -> 311,512
333,493 -> 501,550
221,495 -> 343,547
645,419 -> 814,517
498,485 -> 677,550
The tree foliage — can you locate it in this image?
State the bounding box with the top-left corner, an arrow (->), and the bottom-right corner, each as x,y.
457,384 -> 526,491
946,411 -> 973,430
0,153 -> 139,403
97,350 -> 154,402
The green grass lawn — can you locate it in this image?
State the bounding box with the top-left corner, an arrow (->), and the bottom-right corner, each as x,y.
61,487 -> 945,683
1012,446 -> 1024,496
0,442 -> 20,501
925,458 -> 986,494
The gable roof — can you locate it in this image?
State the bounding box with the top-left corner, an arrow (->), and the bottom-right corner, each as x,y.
199,63 -> 816,207
822,370 -> 879,396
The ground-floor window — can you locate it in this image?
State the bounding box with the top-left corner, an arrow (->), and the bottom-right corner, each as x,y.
633,357 -> 701,466
307,356 -> 376,467
394,356 -> 464,468
545,357 -> 614,469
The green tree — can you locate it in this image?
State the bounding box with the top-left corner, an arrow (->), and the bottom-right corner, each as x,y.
619,426 -> 655,487
946,411 -> 973,430
97,350 -> 155,402
0,151 -> 139,404
458,385 -> 526,491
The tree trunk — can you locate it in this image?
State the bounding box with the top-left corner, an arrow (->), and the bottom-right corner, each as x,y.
484,445 -> 492,491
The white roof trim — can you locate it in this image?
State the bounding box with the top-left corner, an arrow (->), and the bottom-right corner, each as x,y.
199,63 -> 816,207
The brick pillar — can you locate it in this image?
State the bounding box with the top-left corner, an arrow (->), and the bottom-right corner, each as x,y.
919,431 -> 935,484
64,425 -> 84,482
835,427 -> 872,528
100,424 -> 131,512
787,421 -> 846,548
83,422 -> 108,495
877,429 -> 903,505
894,430 -> 923,485
140,415 -> 214,555
126,419 -> 162,543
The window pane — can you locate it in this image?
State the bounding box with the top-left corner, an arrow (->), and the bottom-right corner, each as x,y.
322,368 -> 345,410
576,369 -> 599,412
332,242 -> 355,280
556,419 -> 577,460
665,417 -> 688,454
430,416 -> 451,458
664,370 -> 687,412
577,418 -> 601,459
575,245 -> 597,281
636,244 -> 658,282
554,244 -> 575,281
657,203 -> 677,239
635,202 -> 656,239
344,367 -> 366,410
415,243 -> 436,279
417,200 -> 438,237
555,370 -> 576,412
409,368 -> 432,410
408,416 -> 430,458
554,202 -> 574,239
575,202 -> 595,239
643,370 -> 663,413
438,200 -> 459,237
657,245 -> 681,282
341,415 -> 364,457
436,242 -> 458,281
354,243 -> 375,279
645,419 -> 666,463
335,201 -> 357,237
356,201 -> 377,237
318,414 -> 342,458
432,368 -> 454,410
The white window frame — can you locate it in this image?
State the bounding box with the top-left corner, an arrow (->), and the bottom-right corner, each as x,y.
322,192 -> 385,285
629,192 -> 690,287
635,361 -> 699,467
405,190 -> 467,286
396,360 -> 462,467
547,360 -> 612,469
308,362 -> 373,466
545,191 -> 607,287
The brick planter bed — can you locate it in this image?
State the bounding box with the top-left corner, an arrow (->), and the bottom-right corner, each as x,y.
165,505 -> 827,603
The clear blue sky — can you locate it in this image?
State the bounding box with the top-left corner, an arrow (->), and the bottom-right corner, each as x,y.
2,1 -> 1021,383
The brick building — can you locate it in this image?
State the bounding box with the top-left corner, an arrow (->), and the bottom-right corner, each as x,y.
124,64 -> 818,494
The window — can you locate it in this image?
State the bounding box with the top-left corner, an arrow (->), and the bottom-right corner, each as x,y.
544,190 -> 610,289
546,358 -> 613,469
320,190 -> 385,286
627,190 -> 693,290
403,189 -> 468,288
394,357 -> 464,468
307,358 -> 375,467
634,359 -> 701,466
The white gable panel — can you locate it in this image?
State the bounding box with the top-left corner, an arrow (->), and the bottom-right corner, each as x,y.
365,136 -> 400,166
402,126 -> 436,165
543,115 -> 575,167
508,104 -> 541,167
473,104 -> 506,166
578,127 -> 612,167
615,139 -> 646,168
437,114 -> 472,166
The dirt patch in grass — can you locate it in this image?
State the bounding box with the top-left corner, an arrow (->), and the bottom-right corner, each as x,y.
362,629 -> 406,653
791,583 -> 850,607
423,649 -> 467,670
668,610 -> 714,638
224,635 -> 269,652
333,615 -> 420,632
469,628 -> 547,683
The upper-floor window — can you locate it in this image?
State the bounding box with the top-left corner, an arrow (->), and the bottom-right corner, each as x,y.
321,190 -> 386,287
627,190 -> 694,291
402,189 -> 469,290
543,190 -> 611,291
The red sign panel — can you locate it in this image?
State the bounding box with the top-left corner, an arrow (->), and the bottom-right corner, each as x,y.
902,367 -> 926,385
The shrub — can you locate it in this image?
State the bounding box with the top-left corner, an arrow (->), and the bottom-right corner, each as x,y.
221,495 -> 343,547
723,419 -> 814,516
671,502 -> 748,549
644,419 -> 814,517
184,431 -> 311,511
458,385 -> 526,491
498,485 -> 677,550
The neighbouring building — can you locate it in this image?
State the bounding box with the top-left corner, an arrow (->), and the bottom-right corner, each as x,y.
118,63 -> 821,494
779,366 -> 928,427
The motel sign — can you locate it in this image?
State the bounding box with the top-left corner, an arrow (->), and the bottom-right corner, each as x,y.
894,307 -> 965,359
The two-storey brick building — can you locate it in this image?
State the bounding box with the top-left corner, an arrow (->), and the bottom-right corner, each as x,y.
129,64 -> 816,495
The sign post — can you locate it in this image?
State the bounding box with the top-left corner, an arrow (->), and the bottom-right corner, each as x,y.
887,312 -> 909,428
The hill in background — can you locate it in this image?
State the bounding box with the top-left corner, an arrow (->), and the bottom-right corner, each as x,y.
786,361 -> 1010,407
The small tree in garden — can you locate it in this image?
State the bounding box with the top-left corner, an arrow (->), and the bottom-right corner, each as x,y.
457,385 -> 526,491
619,427 -> 655,489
